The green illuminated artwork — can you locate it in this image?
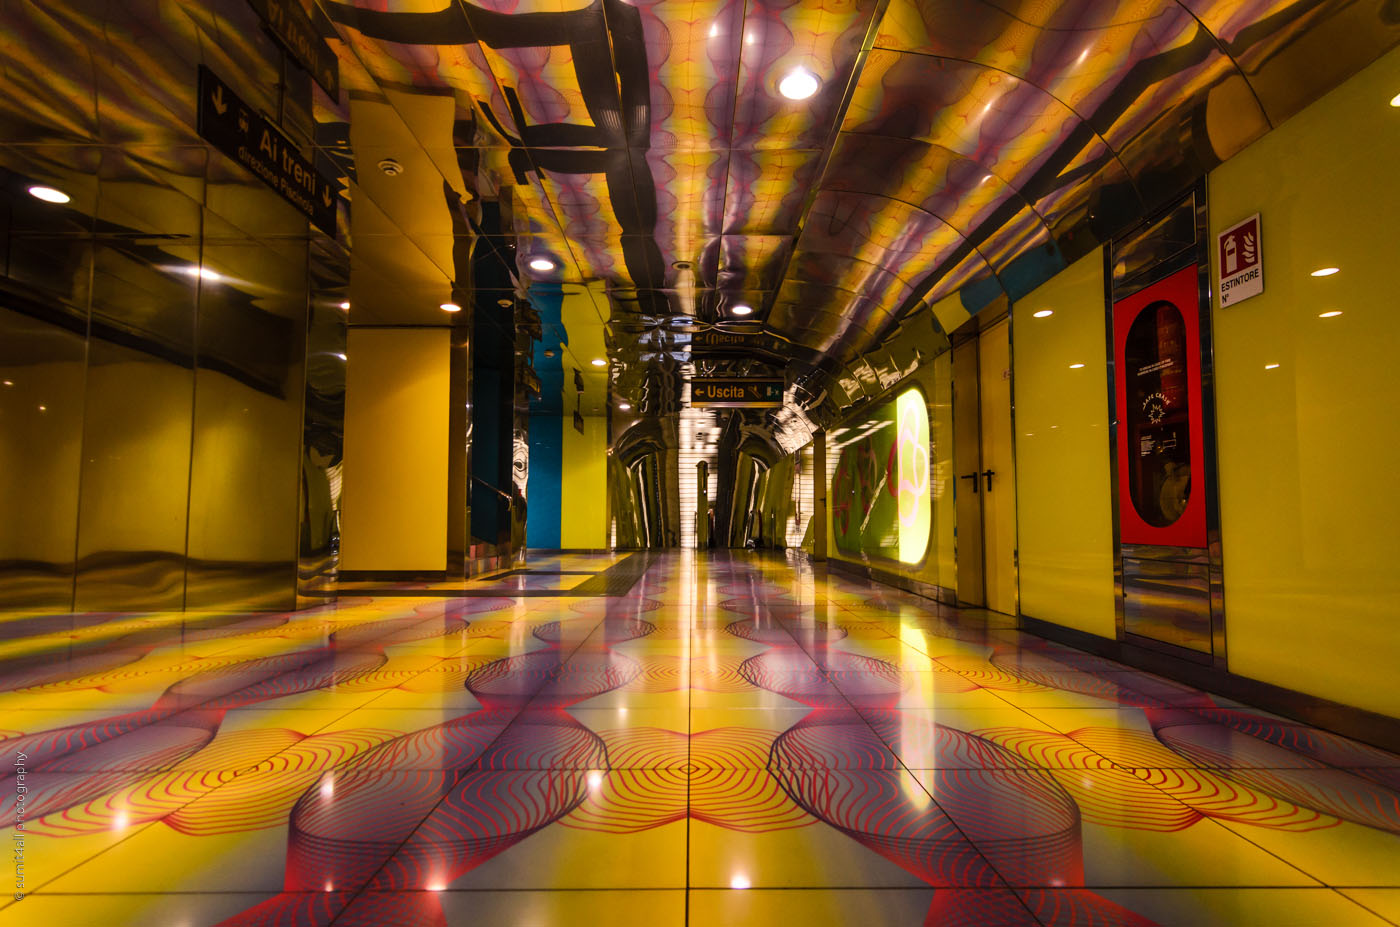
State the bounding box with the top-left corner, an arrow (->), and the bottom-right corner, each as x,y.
832,388 -> 930,564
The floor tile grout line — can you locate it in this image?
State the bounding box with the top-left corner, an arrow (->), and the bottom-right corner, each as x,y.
3,594 -> 517,904
326,590 -> 615,924
744,562 -> 1045,923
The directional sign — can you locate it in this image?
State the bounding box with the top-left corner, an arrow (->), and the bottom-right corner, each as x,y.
247,0 -> 340,99
197,66 -> 339,237
690,329 -> 790,357
690,378 -> 784,408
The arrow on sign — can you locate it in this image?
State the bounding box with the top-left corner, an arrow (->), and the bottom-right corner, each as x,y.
322,185 -> 333,208
211,85 -> 227,115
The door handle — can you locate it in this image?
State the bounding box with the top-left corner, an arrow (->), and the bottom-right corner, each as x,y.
959,472 -> 979,493
982,469 -> 995,492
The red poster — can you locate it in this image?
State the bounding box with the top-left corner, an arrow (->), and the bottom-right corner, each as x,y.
1113,266 -> 1207,548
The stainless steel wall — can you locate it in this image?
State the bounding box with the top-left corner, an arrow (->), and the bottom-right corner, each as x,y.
0,5 -> 334,613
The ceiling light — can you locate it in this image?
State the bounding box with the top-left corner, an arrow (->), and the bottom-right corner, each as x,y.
1032,309 -> 1053,318
1069,363 -> 1085,369
618,402 -> 631,411
497,298 -> 513,307
184,265 -> 221,282
528,257 -> 556,272
1391,92 -> 1400,107
2,380 -> 12,387
731,303 -> 754,316
1318,310 -> 1343,318
335,352 -> 347,361
591,358 -> 606,367
1265,363 -> 1280,369
1310,267 -> 1340,277
338,301 -> 350,311
27,185 -> 70,204
440,302 -> 462,312
778,67 -> 820,101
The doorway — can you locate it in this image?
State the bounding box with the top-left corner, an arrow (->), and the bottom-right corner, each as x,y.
952,316 -> 1018,615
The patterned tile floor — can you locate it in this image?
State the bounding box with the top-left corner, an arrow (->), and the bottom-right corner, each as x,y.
1,552 -> 1397,925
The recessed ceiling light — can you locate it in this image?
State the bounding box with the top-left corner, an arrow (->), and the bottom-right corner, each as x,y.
618,402 -> 632,411
1033,309 -> 1053,318
528,257 -> 556,272
778,67 -> 820,101
1390,91 -> 1400,107
731,303 -> 754,316
338,301 -> 350,311
1069,363 -> 1085,369
1,380 -> 12,387
497,298 -> 513,307
334,352 -> 347,361
1265,363 -> 1280,369
440,302 -> 462,312
1318,310 -> 1343,318
1310,267 -> 1340,277
28,185 -> 70,204
591,358 -> 606,366
37,405 -> 47,412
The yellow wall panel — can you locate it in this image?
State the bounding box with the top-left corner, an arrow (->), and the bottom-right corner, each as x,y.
1208,45 -> 1400,717
1012,249 -> 1117,638
341,328 -> 450,572
559,415 -> 607,548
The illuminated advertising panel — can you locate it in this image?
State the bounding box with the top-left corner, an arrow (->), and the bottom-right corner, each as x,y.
1113,265 -> 1207,548
832,388 -> 930,564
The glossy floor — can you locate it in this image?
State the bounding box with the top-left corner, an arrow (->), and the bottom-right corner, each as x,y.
2,552 -> 1398,926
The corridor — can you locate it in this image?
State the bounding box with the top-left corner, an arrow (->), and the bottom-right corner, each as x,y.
2,552 -> 1397,926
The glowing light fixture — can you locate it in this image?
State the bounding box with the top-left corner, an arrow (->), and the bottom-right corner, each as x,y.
440,302 -> 462,312
1032,309 -> 1054,318
778,67 -> 820,101
1318,310 -> 1343,318
1390,91 -> 1400,107
528,257 -> 556,272
618,402 -> 632,411
1310,267 -> 1340,277
731,303 -> 754,316
2,380 -> 12,387
335,352 -> 348,361
591,358 -> 607,367
730,874 -> 752,890
184,265 -> 221,282
27,185 -> 69,204
1069,363 -> 1085,369
1265,363 -> 1281,369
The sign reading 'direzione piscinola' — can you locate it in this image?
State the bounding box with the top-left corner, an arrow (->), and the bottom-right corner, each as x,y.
1217,213 -> 1263,308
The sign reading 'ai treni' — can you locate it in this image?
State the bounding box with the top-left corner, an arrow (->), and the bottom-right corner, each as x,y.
196,66 -> 339,237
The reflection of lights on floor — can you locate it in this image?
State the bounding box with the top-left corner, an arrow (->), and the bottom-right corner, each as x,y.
588,770 -> 605,790
730,873 -> 751,889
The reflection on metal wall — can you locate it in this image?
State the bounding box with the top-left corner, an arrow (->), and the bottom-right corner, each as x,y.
610,416 -> 680,548
298,240 -> 349,597
0,3 -> 328,612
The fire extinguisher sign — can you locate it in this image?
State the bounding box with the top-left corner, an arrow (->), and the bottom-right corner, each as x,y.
1217,213 -> 1263,308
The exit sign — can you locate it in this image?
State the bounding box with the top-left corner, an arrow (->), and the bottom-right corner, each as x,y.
690,378 -> 783,408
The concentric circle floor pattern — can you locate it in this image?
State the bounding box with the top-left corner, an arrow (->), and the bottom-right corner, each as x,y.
1,552 -> 1397,925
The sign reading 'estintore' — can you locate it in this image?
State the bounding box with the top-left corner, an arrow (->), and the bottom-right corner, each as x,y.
1217,213 -> 1263,308
690,378 -> 783,408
